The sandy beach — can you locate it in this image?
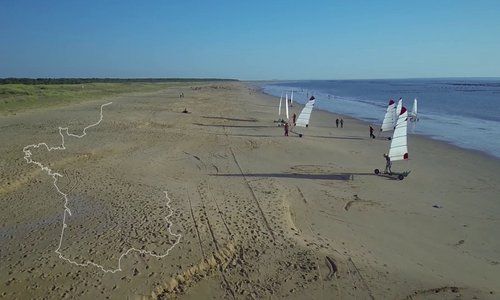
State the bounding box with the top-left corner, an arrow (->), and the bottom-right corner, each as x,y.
1,81 -> 499,299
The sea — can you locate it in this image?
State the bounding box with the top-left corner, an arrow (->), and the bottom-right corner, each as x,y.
259,79 -> 500,159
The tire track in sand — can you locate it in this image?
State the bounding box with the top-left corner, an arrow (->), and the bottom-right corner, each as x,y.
197,183 -> 236,299
229,147 -> 276,241
186,187 -> 206,260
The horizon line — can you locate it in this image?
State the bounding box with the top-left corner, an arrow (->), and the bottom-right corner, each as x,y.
2,76 -> 499,81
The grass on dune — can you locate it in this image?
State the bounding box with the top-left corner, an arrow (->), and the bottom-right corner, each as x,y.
0,82 -> 189,114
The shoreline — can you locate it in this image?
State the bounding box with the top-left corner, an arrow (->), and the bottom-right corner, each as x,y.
250,83 -> 500,162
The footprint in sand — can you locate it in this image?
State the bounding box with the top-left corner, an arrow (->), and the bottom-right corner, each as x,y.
22,103 -> 181,272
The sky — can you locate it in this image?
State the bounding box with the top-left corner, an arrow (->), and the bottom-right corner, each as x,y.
1,0 -> 499,80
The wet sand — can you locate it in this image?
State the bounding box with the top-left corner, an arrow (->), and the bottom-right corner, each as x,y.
1,82 -> 499,299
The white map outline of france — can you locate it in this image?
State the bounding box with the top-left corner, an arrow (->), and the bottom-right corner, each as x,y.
22,102 -> 182,273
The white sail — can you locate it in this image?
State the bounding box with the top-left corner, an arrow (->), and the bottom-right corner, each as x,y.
396,98 -> 403,117
381,99 -> 396,132
409,98 -> 418,122
285,93 -> 289,119
389,106 -> 409,161
278,92 -> 283,116
291,90 -> 294,105
296,98 -> 315,127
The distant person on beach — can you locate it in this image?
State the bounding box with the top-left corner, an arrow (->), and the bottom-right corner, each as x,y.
336,118 -> 339,128
284,122 -> 289,136
370,126 -> 375,139
292,113 -> 296,126
340,119 -> 344,128
383,153 -> 392,174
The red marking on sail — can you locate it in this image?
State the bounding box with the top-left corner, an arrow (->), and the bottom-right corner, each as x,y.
404,153 -> 409,159
400,106 -> 407,115
389,99 -> 395,105
309,96 -> 315,101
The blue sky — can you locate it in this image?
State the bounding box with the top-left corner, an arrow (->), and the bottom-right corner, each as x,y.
1,0 -> 499,80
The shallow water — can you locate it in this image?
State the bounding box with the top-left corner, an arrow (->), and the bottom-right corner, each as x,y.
260,79 -> 500,159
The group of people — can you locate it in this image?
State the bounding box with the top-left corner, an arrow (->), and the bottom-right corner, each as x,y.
285,115 -> 348,136
277,94 -> 397,175
280,109 -> 393,175
335,118 -> 344,128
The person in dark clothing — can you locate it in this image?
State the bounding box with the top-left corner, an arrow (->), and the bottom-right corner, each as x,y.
336,118 -> 339,128
383,153 -> 392,174
284,122 -> 289,136
292,113 -> 296,126
370,125 -> 375,139
340,119 -> 344,128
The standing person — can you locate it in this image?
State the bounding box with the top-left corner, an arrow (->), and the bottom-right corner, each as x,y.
284,122 -> 289,136
340,118 -> 344,128
369,125 -> 375,139
292,113 -> 297,126
336,118 -> 339,128
383,153 -> 392,174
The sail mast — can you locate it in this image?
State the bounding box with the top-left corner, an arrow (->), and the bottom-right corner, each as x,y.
389,106 -> 409,161
279,92 -> 283,116
396,98 -> 403,120
391,97 -> 403,129
381,99 -> 396,132
285,93 -> 289,120
410,98 -> 418,121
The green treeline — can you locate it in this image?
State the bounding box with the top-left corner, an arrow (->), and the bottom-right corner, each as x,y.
0,78 -> 238,85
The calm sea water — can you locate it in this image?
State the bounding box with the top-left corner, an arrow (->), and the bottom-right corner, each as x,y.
260,79 -> 500,159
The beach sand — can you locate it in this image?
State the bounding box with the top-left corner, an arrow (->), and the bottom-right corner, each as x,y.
1,82 -> 499,299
